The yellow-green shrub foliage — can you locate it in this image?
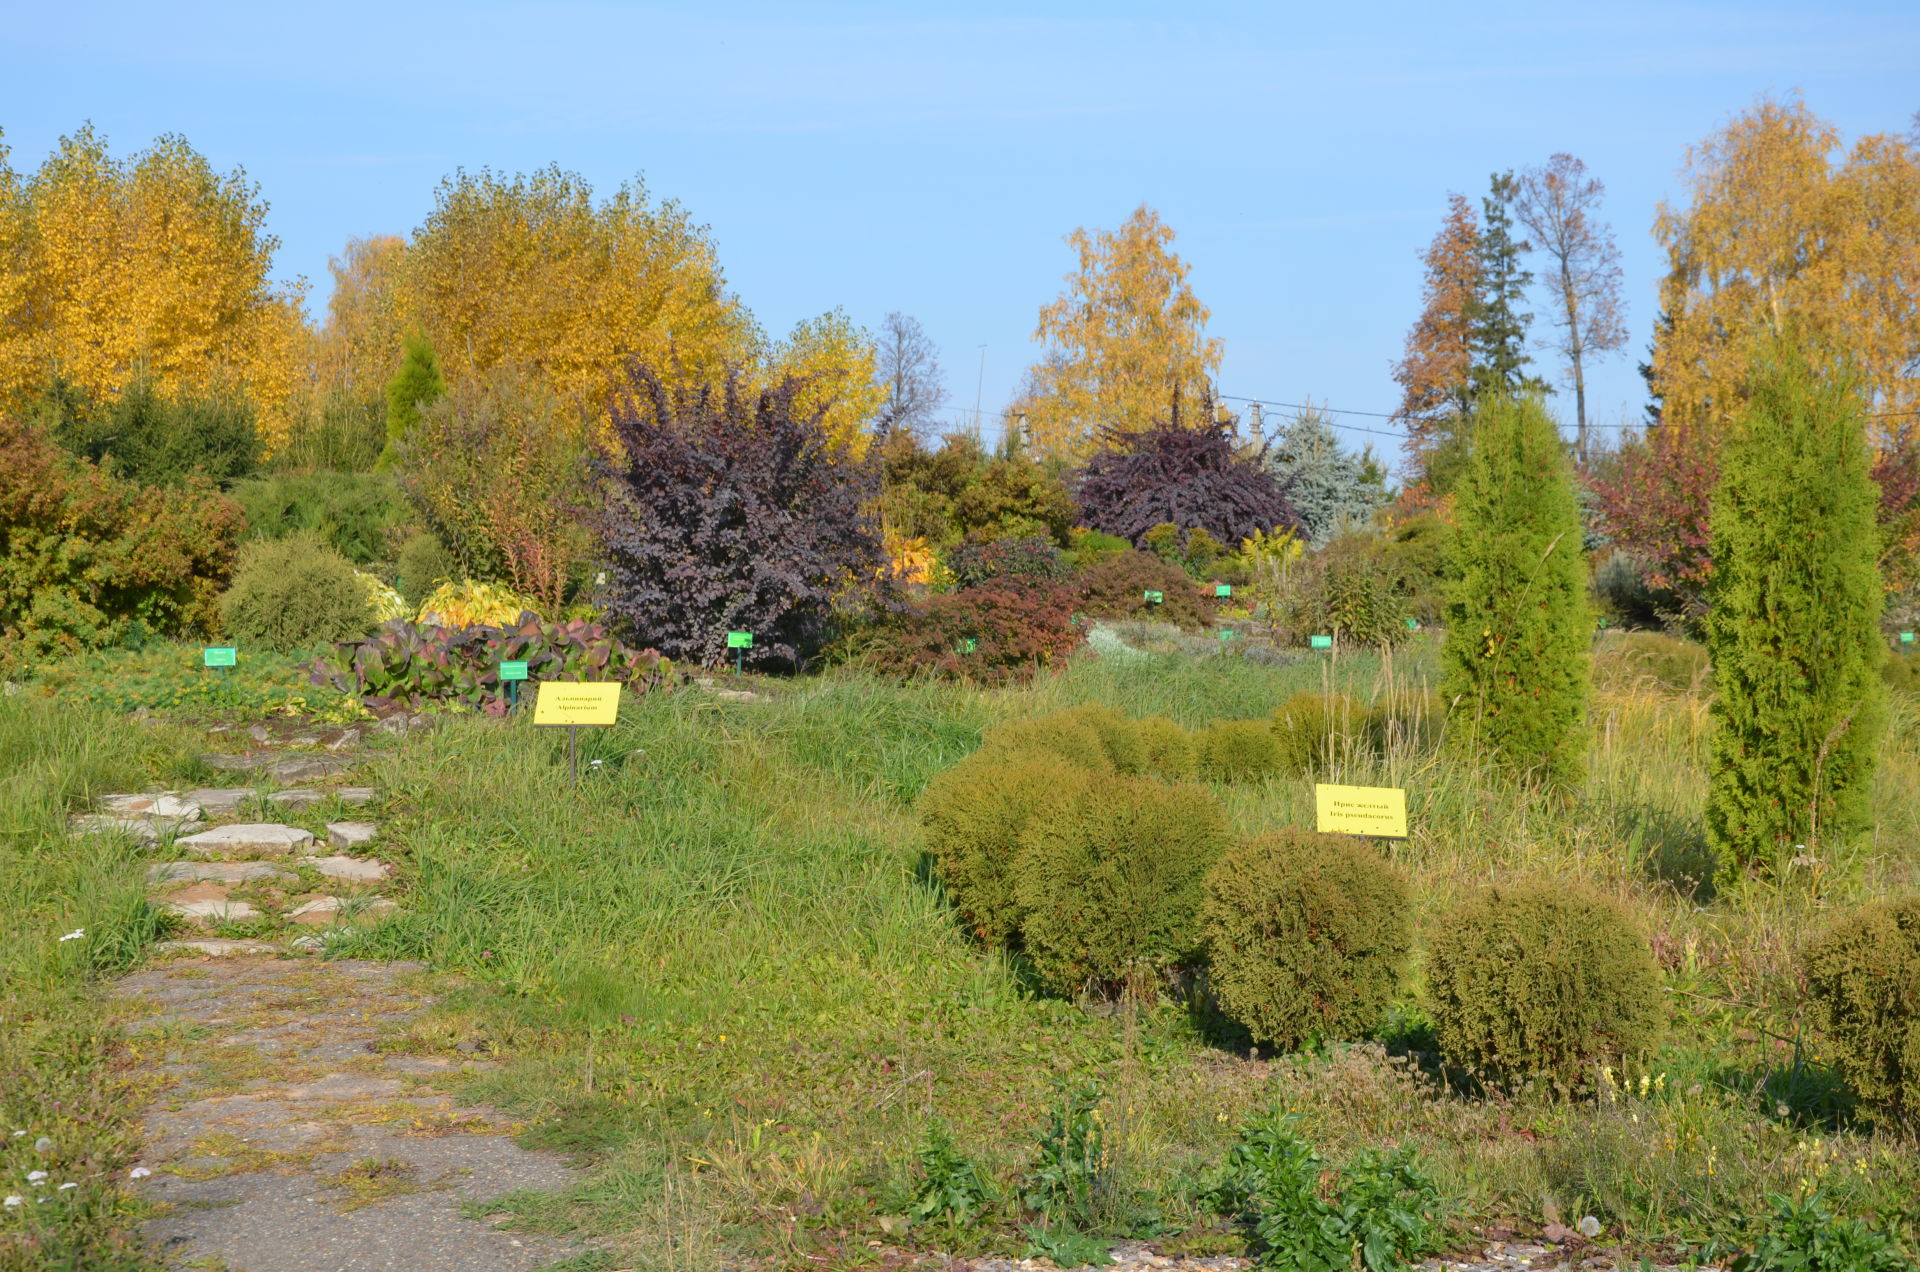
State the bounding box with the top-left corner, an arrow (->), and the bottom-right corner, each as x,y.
1135,714 -> 1197,779
1196,719 -> 1282,782
1427,883 -> 1664,1090
1803,896 -> 1920,1126
1271,691 -> 1374,772
1199,830 -> 1412,1049
217,531 -> 376,651
1592,632 -> 1711,695
1015,776 -> 1231,995
981,704 -> 1145,773
416,578 -> 539,628
918,752 -> 1095,947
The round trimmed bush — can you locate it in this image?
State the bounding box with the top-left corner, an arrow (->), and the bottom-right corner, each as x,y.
395,530 -> 457,605
983,704 -> 1146,774
1135,715 -> 1197,779
1014,775 -> 1232,995
217,531 -> 377,651
1427,883 -> 1664,1090
1271,691 -> 1375,773
918,751 -> 1095,947
1199,830 -> 1412,1049
1803,895 -> 1920,1126
1196,719 -> 1282,781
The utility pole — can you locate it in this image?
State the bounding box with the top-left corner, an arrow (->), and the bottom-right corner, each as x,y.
974,345 -> 987,441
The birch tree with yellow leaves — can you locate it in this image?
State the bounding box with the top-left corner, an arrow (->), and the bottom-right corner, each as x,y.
1650,96 -> 1920,440
0,126 -> 308,449
1014,205 -> 1222,459
390,165 -> 763,425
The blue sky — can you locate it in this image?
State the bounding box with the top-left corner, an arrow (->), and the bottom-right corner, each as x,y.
4,1 -> 1916,459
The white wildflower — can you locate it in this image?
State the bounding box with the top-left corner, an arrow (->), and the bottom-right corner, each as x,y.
58,929 -> 84,942
2,1196 -> 19,1208
25,1171 -> 46,1184
33,1137 -> 51,1154
57,1182 -> 76,1191
129,1167 -> 152,1179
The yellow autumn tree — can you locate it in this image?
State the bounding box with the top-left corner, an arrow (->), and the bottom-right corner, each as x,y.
0,125 -> 309,449
391,165 -> 761,425
1014,205 -> 1223,459
1651,96 -> 1920,439
763,308 -> 884,456
313,233 -> 407,400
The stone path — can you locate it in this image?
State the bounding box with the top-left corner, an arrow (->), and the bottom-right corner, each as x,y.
118,957 -> 591,1271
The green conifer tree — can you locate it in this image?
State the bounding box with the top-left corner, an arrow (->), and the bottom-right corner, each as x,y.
1468,172 -> 1550,402
379,334 -> 447,471
1706,340 -> 1883,873
1441,393 -> 1591,785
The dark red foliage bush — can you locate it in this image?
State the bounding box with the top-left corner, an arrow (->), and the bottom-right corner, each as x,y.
1071,408 -> 1295,547
1072,550 -> 1213,630
862,581 -> 1084,685
598,366 -> 886,669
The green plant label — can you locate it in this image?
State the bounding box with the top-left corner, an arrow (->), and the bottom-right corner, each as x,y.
1310,635 -> 1333,650
499,660 -> 529,681
1903,632 -> 1915,645
957,637 -> 977,653
726,631 -> 753,649
1219,629 -> 1237,641
202,647 -> 237,668
1215,583 -> 1232,597
1143,590 -> 1164,604
1406,618 -> 1420,631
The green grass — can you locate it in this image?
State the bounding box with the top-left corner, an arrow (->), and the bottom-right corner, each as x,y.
0,695 -> 204,1271
11,634 -> 1920,1267
293,637 -> 1920,1266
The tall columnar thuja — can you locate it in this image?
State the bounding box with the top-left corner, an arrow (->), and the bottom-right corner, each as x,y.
1706,340 -> 1883,873
1440,393 -> 1591,786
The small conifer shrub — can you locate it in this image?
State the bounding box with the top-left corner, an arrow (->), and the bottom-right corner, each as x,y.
218,531 -> 377,651
1271,692 -> 1374,773
1440,393 -> 1591,785
917,751 -> 1097,947
981,704 -> 1147,774
1427,882 -> 1663,1090
1135,715 -> 1197,779
1199,830 -> 1412,1049
1802,895 -> 1920,1128
1015,776 -> 1232,996
1196,719 -> 1283,782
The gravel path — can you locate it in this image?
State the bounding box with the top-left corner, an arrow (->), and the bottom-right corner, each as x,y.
118,956 -> 593,1271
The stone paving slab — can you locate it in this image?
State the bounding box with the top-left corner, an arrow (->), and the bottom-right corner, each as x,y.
118,958 -> 590,1272
176,823 -> 316,857
328,821 -> 379,849
148,861 -> 299,886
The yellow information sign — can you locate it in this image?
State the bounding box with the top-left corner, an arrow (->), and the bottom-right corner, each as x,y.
1314,783 -> 1408,839
532,681 -> 622,727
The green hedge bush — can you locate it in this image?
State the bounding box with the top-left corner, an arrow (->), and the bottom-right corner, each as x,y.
0,415 -> 242,672
1015,775 -> 1232,995
394,530 -> 457,605
218,531 -> 377,652
1135,714 -> 1197,779
917,751 -> 1096,947
1802,895 -> 1920,1127
1200,830 -> 1411,1050
1196,719 -> 1282,782
1427,882 -> 1664,1090
231,471 -> 411,566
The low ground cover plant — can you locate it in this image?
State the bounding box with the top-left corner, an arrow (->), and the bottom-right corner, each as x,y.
314,613 -> 670,715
